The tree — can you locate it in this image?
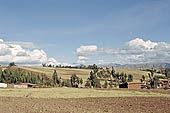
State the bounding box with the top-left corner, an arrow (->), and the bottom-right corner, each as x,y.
127,74 -> 133,82
52,70 -> 61,86
48,64 -> 52,67
89,71 -> 95,87
62,80 -> 71,87
92,64 -> 98,73
148,71 -> 159,89
85,78 -> 91,88
153,76 -> 159,88
9,62 -> 16,67
89,71 -> 101,88
103,80 -> 108,88
70,74 -> 80,88
80,78 -> 83,87
109,80 -> 113,88
111,67 -> 116,78
42,64 -> 46,67
165,69 -> 170,78
140,75 -> 145,83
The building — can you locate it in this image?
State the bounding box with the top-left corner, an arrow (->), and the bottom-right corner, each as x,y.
0,83 -> 7,88
119,82 -> 128,88
9,83 -> 36,88
119,82 -> 142,89
128,82 -> 142,89
14,84 -> 28,88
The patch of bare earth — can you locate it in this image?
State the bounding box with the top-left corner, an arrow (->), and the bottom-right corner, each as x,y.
0,97 -> 170,113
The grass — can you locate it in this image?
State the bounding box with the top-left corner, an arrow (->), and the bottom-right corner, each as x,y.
0,88 -> 169,99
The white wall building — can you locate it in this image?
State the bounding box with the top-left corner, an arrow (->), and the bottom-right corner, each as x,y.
0,83 -> 7,88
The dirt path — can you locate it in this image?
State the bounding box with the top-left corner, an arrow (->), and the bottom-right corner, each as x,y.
0,97 -> 170,113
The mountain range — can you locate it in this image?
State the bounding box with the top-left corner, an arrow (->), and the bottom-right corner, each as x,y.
99,63 -> 170,69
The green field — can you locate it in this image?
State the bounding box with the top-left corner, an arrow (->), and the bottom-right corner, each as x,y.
0,88 -> 169,98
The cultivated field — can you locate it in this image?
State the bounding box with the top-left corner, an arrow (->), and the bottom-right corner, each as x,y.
0,88 -> 170,113
1,97 -> 170,113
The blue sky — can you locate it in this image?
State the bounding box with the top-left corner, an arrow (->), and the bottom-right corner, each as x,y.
0,0 -> 170,65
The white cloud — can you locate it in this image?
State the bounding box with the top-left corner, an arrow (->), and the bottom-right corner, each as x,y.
77,56 -> 88,64
0,39 -> 38,49
47,58 -> 61,66
127,38 -> 158,50
0,39 -> 4,42
76,45 -> 98,56
0,39 -> 71,66
75,38 -> 170,64
78,56 -> 88,60
75,45 -> 98,64
7,41 -> 38,49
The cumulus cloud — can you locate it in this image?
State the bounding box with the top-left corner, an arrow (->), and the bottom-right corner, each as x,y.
127,38 -> 158,50
0,39 -> 71,66
123,38 -> 170,63
75,45 -> 98,64
76,45 -> 98,56
75,38 -> 170,64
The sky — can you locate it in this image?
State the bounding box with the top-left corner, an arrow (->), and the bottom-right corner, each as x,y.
0,0 -> 170,66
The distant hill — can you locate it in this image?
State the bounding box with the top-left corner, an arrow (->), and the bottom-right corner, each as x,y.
99,63 -> 170,69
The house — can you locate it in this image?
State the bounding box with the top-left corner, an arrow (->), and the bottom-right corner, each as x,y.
0,83 -> 7,88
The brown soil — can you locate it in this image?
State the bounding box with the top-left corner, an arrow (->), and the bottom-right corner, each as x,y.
0,97 -> 170,113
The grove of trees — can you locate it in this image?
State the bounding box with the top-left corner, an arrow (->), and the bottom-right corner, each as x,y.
0,68 -> 51,86
85,65 -> 133,88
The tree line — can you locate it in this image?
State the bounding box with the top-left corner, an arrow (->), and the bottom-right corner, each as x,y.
0,67 -> 84,88
0,68 -> 51,85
